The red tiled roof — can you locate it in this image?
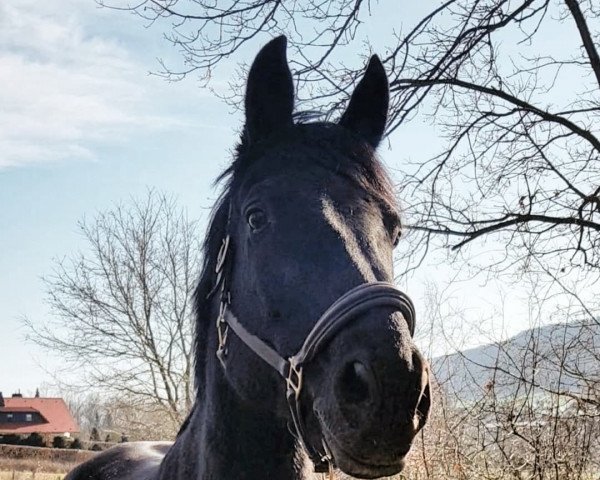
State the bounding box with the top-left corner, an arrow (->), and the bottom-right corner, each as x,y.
0,397 -> 79,434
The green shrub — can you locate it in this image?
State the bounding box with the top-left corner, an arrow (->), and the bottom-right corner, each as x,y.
22,432 -> 45,447
0,434 -> 21,445
90,427 -> 100,441
70,438 -> 83,450
52,436 -> 67,448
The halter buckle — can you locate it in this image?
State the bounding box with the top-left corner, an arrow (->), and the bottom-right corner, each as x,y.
216,292 -> 230,365
286,361 -> 303,399
216,235 -> 230,275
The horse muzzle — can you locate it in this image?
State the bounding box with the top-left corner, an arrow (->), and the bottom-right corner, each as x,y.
309,340 -> 431,478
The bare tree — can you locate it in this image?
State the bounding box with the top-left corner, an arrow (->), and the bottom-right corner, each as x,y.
63,392 -> 111,440
100,0 -> 600,283
97,0 -> 369,87
409,286 -> 600,480
392,0 -> 600,283
26,190 -> 200,429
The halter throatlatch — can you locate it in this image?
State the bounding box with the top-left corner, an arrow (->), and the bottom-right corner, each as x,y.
211,233 -> 416,473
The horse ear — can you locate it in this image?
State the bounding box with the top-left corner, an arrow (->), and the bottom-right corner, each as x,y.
339,55 -> 389,148
244,36 -> 294,143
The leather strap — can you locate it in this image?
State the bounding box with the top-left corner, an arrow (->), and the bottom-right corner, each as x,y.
224,282 -> 414,381
224,310 -> 289,377
292,282 -> 415,367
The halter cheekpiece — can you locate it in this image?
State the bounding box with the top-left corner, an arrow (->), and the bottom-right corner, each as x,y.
210,209 -> 416,473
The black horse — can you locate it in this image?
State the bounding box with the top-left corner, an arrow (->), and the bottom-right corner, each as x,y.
65,36 -> 431,480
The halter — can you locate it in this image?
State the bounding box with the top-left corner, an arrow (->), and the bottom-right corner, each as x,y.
212,230 -> 416,473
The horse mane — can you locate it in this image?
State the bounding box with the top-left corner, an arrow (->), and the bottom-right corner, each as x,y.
192,116 -> 398,391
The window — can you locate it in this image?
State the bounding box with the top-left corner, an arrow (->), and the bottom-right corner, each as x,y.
25,414 -> 33,422
6,413 -> 13,422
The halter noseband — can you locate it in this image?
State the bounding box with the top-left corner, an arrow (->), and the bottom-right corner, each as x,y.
212,232 -> 416,473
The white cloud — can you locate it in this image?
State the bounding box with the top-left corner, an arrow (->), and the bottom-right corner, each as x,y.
0,1 -> 194,169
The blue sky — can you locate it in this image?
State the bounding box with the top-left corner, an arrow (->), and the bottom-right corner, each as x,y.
0,0 -> 238,394
0,0 -> 557,396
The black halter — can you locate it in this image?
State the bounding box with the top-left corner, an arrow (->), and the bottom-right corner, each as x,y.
211,232 -> 416,473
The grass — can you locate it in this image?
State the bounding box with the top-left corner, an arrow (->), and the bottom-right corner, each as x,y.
0,445 -> 96,480
0,458 -> 71,475
0,473 -> 65,480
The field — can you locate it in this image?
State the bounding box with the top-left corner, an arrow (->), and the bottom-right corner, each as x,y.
0,473 -> 64,480
0,445 -> 96,480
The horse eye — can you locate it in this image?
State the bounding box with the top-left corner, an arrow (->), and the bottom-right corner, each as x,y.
246,208 -> 268,232
384,210 -> 402,247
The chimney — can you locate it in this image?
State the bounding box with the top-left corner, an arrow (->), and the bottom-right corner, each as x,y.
0,392 -> 4,407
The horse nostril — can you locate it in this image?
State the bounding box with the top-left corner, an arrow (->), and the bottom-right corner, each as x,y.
337,361 -> 377,406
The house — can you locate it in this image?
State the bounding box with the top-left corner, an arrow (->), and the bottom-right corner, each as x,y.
0,392 -> 79,437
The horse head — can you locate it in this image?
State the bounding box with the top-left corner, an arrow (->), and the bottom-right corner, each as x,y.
201,36 -> 431,478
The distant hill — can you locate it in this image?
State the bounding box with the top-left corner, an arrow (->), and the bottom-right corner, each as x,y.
432,320 -> 599,403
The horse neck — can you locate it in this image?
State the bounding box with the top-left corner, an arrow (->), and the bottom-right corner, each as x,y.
157,327 -> 301,480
